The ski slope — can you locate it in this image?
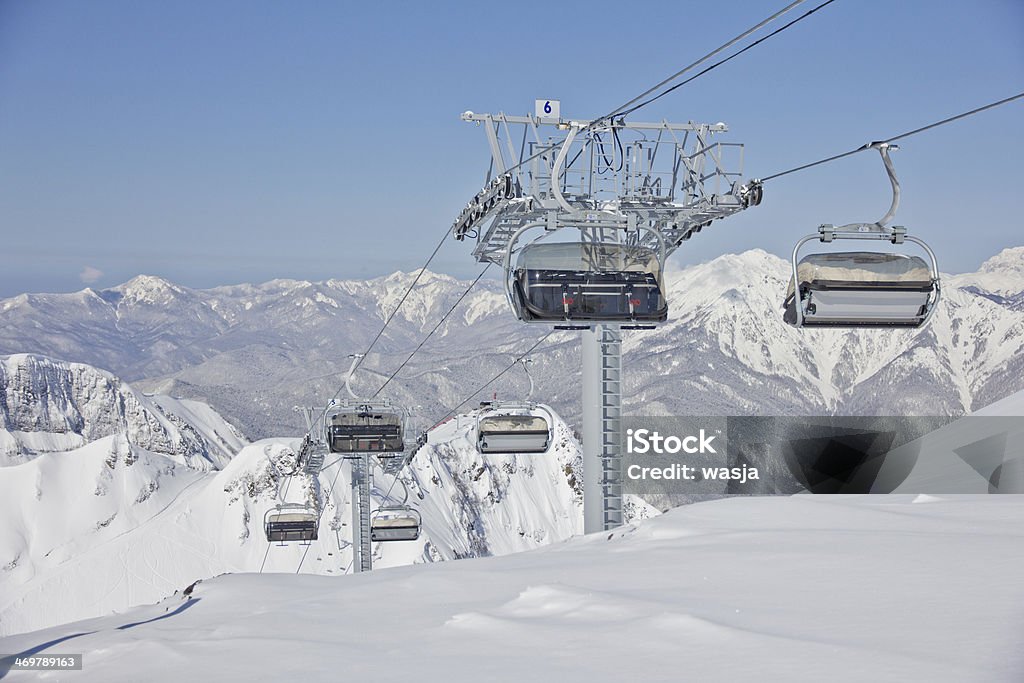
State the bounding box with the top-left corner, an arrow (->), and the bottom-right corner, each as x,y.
0,404 -> 595,636
1,495 -> 1020,682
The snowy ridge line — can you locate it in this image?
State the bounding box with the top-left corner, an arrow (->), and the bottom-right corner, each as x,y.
1,247 -> 1022,441
0,354 -> 246,469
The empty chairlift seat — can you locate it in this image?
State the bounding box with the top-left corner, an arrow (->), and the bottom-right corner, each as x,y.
328,408 -> 405,454
784,251 -> 937,327
265,504 -> 318,543
478,413 -> 551,454
511,242 -> 668,323
370,506 -> 421,542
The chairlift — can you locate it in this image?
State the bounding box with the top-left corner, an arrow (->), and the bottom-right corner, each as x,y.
478,411 -> 552,453
784,144 -> 940,328
264,503 -> 318,543
325,354 -> 407,453
504,229 -> 668,325
370,506 -> 422,542
475,360 -> 554,454
328,406 -> 405,453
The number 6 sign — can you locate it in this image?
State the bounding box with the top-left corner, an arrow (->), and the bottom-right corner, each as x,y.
535,99 -> 560,119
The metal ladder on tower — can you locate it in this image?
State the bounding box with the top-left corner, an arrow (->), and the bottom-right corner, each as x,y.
351,454 -> 373,573
599,326 -> 623,529
302,448 -> 325,476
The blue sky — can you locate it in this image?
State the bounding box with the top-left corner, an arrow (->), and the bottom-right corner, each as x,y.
1,0 -> 1021,296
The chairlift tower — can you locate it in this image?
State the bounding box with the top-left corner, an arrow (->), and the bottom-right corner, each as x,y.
297,355 -> 415,573
453,103 -> 763,533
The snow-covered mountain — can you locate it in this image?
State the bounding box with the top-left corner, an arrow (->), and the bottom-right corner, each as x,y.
0,355 -> 607,635
0,354 -> 245,469
2,495 -> 1021,683
949,246 -> 1024,297
3,249 -> 1022,440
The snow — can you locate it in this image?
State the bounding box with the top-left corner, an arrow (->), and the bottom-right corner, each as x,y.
0,495 -> 1020,682
0,354 -> 239,470
974,388 -> 1024,416
949,247 -> 1024,296
0,401 -> 585,636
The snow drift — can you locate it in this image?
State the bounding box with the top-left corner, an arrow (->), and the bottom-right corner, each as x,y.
0,495 -> 1020,682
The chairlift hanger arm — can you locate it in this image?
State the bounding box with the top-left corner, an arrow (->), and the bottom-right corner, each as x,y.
344,353 -> 364,399
813,143 -> 901,239
518,358 -> 536,401
873,143 -> 900,230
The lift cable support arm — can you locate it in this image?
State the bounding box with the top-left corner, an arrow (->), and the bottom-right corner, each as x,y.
452,111 -> 763,265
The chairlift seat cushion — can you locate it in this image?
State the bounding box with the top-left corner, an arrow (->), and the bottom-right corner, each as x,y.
790,252 -> 932,295
266,518 -> 319,542
270,513 -> 317,523
518,242 -> 661,273
479,415 -> 549,433
372,518 -> 420,528
784,252 -> 935,327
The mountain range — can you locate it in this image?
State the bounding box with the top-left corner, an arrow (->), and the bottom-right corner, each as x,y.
2,247 -> 1022,440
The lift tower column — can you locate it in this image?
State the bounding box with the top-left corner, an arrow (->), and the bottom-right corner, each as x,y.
351,453 -> 373,573
582,324 -> 623,532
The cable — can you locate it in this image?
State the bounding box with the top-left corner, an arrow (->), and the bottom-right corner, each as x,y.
295,453 -> 346,574
372,329 -> 557,511
759,91 -> 1024,183
300,226 -> 452,440
498,0 -> 830,179
599,0 -> 809,122
614,0 -> 839,119
372,263 -> 492,398
434,331 -> 556,425
258,538 -> 272,574
361,237 -> 449,368
299,0 -> 837,432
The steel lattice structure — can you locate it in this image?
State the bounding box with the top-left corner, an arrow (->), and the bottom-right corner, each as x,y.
453,111 -> 763,265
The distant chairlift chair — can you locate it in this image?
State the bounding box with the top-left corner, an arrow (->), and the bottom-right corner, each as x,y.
477,411 -> 551,454
369,506 -> 422,542
327,406 -> 406,454
475,359 -> 553,454
264,503 -> 319,543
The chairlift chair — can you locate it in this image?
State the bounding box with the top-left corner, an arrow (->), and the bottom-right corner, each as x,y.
325,356 -> 408,454
474,359 -> 554,454
264,503 -> 319,543
503,222 -> 669,325
327,406 -> 405,453
370,506 -> 422,542
784,246 -> 939,327
784,143 -> 941,328
478,410 -> 552,454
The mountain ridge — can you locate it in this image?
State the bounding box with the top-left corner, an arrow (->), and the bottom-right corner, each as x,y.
1,248 -> 1022,438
